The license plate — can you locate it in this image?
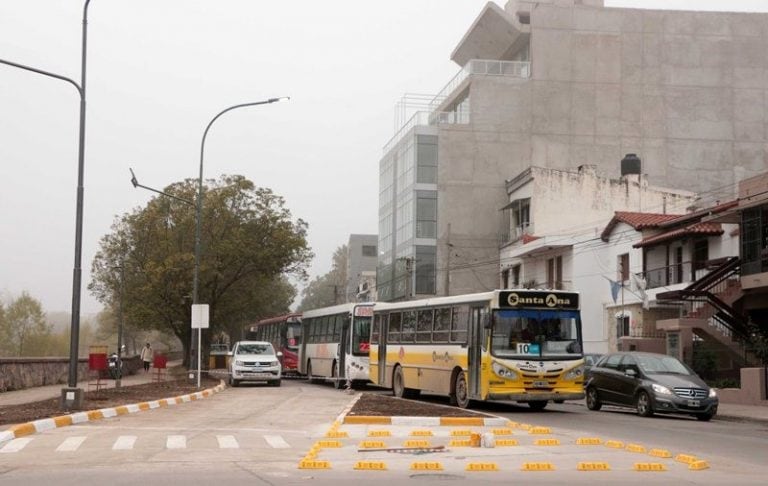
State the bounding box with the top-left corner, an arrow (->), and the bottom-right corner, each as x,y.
687,400 -> 700,407
533,381 -> 549,388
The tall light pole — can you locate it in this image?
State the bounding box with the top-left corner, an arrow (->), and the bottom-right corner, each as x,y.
0,0 -> 92,410
191,97 -> 289,385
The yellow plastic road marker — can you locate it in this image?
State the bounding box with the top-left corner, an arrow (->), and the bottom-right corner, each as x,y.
633,463 -> 668,471
325,431 -> 348,438
411,462 -> 444,471
440,417 -> 485,426
354,461 -> 387,470
605,440 -> 624,449
518,423 -> 532,430
449,439 -> 472,447
649,448 -> 672,458
403,439 -> 430,448
492,428 -> 514,436
577,462 -> 611,471
675,454 -> 699,464
534,438 -> 561,446
521,462 -> 555,471
689,460 -> 710,470
298,460 -> 331,469
466,463 -> 499,471
506,420 -> 519,427
494,439 -> 519,447
368,430 -> 392,437
410,430 -> 433,436
626,443 -> 647,453
344,416 -> 392,425
359,440 -> 387,449
529,426 -> 552,434
576,437 -> 602,445
450,429 -> 474,436
315,440 -> 343,448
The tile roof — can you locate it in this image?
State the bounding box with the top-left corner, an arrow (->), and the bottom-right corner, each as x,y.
600,211 -> 683,241
633,222 -> 724,248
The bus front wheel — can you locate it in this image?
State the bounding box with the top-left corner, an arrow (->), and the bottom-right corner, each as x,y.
332,361 -> 343,389
392,366 -> 405,398
450,371 -> 470,409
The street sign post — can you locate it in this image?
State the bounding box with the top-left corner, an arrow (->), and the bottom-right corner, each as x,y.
191,304 -> 209,388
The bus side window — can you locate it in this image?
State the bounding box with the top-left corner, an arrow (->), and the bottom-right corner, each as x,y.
416,309 -> 433,343
433,308 -> 451,342
389,312 -> 402,343
372,315 -> 381,345
450,305 -> 468,343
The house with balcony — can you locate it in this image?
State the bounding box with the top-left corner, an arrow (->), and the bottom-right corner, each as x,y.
377,0 -> 768,302
499,161 -> 696,353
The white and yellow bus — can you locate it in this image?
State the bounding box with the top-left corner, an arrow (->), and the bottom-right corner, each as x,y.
370,289 -> 585,409
299,302 -> 373,388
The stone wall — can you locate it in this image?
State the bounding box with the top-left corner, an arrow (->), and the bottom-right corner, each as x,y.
0,356 -> 142,392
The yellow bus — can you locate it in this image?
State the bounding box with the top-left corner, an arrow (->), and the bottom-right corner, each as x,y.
370,289 -> 585,409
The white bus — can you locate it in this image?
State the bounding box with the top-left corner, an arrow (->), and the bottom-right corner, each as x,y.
370,289 -> 585,409
299,302 -> 374,388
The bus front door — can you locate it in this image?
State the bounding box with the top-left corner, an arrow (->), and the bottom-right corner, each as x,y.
468,307 -> 484,398
338,316 -> 349,383
378,315 -> 388,386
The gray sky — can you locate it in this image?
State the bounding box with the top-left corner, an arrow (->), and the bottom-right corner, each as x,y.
2,0 -> 768,315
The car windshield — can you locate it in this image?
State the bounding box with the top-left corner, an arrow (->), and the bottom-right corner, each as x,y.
237,343 -> 273,355
286,322 -> 302,350
491,309 -> 581,359
636,355 -> 691,375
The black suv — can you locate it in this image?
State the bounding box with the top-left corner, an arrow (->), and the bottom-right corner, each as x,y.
584,352 -> 718,421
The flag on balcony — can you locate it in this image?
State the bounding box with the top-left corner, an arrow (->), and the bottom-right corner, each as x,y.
632,273 -> 650,310
608,278 -> 622,304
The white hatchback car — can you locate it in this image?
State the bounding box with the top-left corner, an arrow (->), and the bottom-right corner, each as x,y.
229,341 -> 282,387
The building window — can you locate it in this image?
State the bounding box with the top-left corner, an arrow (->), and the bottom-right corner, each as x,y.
416,191 -> 437,238
512,265 -> 521,287
362,245 -> 377,257
618,253 -> 629,282
415,245 -> 436,295
501,269 -> 509,288
616,314 -> 630,338
416,135 -> 438,184
547,256 -> 563,289
692,239 -> 708,273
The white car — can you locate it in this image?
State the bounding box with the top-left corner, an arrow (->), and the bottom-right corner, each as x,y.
229,341 -> 282,387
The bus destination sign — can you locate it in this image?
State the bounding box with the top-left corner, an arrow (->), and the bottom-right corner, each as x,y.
498,290 -> 579,310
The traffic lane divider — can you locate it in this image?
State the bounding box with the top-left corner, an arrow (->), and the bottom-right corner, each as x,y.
0,380 -> 226,445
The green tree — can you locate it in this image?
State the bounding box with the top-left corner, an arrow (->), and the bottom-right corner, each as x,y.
298,244 -> 348,311
89,175 -> 312,366
0,292 -> 52,357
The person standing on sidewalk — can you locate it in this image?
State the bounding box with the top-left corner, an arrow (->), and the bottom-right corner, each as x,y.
140,342 -> 153,372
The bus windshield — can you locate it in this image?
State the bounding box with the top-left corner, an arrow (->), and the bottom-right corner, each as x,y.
352,316 -> 371,356
286,322 -> 302,350
491,309 -> 581,359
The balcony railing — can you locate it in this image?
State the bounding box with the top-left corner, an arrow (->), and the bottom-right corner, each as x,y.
642,261 -> 711,290
427,59 -> 531,113
499,222 -> 534,247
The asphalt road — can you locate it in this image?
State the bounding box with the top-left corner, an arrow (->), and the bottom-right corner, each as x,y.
1,380 -> 766,485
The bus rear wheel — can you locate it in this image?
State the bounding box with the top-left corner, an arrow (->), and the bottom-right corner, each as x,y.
332,361 -> 343,389
392,366 -> 405,398
306,361 -> 315,384
528,401 -> 548,411
450,371 -> 470,409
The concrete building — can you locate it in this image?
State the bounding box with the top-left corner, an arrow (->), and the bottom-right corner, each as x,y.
499,162 -> 698,352
377,0 -> 768,301
345,234 -> 378,303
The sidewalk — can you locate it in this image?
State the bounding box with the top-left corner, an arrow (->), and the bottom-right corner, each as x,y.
564,399 -> 768,424
0,360 -> 183,407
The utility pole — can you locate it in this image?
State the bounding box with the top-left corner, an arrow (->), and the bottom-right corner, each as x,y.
405,257 -> 414,300
444,223 -> 452,296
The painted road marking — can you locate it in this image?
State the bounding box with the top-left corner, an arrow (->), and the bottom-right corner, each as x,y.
0,438 -> 33,453
113,435 -> 137,450
166,435 -> 187,449
217,435 -> 239,449
56,436 -> 87,452
264,435 -> 290,449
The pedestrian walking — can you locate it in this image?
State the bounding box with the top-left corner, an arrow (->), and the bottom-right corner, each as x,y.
140,342 -> 153,372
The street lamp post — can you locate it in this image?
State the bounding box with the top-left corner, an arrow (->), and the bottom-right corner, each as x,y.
190,97 -> 288,387
0,0 -> 92,410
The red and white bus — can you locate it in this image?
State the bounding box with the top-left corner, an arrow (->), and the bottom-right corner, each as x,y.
245,313 -> 302,375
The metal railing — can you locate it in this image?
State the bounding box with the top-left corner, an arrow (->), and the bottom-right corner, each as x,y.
499,222 -> 534,247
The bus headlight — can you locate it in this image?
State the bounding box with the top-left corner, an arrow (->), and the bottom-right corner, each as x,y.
492,362 -> 518,380
564,366 -> 584,380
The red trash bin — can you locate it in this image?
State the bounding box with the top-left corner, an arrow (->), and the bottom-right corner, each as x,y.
153,354 -> 168,369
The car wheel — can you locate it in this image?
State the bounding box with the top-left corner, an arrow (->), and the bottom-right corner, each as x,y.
553,399 -> 565,404
231,378 -> 239,387
450,371 -> 470,409
586,386 -> 602,411
696,412 -> 714,422
392,366 -> 405,398
270,379 -> 281,387
636,390 -> 654,417
528,401 -> 548,411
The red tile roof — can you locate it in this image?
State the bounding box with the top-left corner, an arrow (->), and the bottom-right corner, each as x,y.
659,199 -> 738,228
633,222 -> 724,248
600,211 -> 683,241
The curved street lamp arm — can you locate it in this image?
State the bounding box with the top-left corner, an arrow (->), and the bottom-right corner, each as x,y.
129,168 -> 195,206
0,58 -> 83,97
